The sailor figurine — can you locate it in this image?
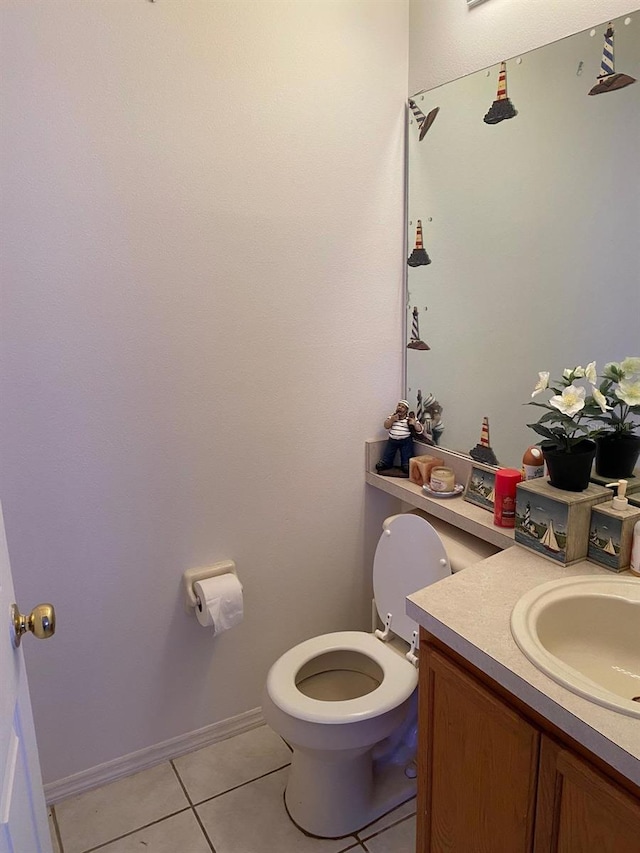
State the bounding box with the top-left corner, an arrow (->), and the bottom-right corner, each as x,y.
375,400 -> 424,477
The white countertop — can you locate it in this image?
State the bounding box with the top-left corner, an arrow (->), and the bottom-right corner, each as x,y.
407,547 -> 640,787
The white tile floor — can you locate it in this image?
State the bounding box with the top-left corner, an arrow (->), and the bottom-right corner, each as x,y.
48,725 -> 416,853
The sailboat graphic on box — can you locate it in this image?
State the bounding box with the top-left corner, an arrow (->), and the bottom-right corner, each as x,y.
588,498 -> 640,573
515,478 -> 610,566
541,520 -> 561,554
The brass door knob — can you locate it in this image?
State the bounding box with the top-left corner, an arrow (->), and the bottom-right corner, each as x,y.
11,603 -> 56,647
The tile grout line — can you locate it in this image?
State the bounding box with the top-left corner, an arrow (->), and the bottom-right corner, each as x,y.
340,842 -> 368,853
191,807 -> 219,853
356,806 -> 417,843
189,761 -> 292,808
77,807 -> 191,853
169,760 -> 219,853
169,759 -> 194,806
68,756 -> 293,853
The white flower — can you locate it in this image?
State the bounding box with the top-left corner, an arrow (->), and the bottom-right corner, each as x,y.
620,357 -> 640,380
531,371 -> 550,398
584,361 -> 597,385
603,361 -> 622,381
592,388 -> 611,413
616,378 -> 640,407
563,368 -> 574,380
573,366 -> 585,378
549,384 -> 586,417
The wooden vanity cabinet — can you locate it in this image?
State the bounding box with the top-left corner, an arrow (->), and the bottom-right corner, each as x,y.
417,646 -> 539,852
417,632 -> 640,853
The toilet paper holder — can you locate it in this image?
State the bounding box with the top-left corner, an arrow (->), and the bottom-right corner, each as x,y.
183,561 -> 237,613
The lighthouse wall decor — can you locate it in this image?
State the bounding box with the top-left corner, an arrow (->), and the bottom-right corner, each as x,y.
407,220 -> 431,267
589,22 -> 636,95
407,306 -> 430,350
405,10 -> 639,471
408,99 -> 440,140
484,61 -> 517,124
469,417 -> 499,466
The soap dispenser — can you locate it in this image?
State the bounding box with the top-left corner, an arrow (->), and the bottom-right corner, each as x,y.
587,480 -> 640,573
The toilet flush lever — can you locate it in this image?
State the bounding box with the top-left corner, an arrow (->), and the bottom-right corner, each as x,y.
405,631 -> 419,667
375,613 -> 393,641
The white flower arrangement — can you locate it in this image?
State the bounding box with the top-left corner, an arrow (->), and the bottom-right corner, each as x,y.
528,363 -> 601,452
528,358 -> 640,451
589,357 -> 640,435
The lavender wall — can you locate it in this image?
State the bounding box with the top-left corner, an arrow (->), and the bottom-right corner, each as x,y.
1,0 -> 408,784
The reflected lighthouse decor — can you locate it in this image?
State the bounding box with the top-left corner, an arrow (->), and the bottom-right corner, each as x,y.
407,306 -> 430,351
408,100 -> 440,140
589,23 -> 636,95
469,416 -> 499,466
407,220 -> 431,267
484,61 -> 517,124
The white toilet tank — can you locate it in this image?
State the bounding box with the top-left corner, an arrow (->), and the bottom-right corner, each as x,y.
413,511 -> 502,573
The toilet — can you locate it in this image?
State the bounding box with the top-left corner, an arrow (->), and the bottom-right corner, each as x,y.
262,512 -> 499,839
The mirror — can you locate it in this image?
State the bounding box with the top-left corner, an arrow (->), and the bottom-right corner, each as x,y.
405,12 -> 639,469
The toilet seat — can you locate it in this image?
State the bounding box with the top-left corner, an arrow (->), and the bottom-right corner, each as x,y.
265,631 -> 417,724
266,515 -> 451,726
373,513 -> 450,643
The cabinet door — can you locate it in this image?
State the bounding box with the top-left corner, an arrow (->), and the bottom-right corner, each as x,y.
418,648 -> 540,853
535,736 -> 640,853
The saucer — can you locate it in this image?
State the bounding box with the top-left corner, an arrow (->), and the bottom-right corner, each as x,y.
422,483 -> 464,498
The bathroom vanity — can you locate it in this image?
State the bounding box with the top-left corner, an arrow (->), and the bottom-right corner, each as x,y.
415,629 -> 640,852
366,440 -> 640,852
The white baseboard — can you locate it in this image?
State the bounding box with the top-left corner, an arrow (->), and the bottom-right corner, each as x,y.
44,707 -> 265,805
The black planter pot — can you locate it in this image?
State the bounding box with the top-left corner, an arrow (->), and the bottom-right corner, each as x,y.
541,439 -> 596,492
595,433 -> 640,479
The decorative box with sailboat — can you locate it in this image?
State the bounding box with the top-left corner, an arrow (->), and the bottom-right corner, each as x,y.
587,481 -> 640,573
514,477 -> 610,566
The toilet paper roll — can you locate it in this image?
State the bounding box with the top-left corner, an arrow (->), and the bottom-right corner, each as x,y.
193,574 -> 243,634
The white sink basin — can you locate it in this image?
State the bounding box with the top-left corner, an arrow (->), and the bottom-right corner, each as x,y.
511,576 -> 640,718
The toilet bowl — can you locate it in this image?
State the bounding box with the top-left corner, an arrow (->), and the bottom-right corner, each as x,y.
262,512 -> 474,839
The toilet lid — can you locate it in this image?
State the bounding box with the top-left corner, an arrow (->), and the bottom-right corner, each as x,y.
373,513 -> 451,643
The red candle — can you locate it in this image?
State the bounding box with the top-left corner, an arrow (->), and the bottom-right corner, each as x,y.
494,468 -> 522,528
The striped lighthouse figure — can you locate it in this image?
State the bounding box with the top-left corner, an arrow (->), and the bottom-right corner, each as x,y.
522,501 -> 536,537
407,220 -> 431,267
408,100 -> 440,141
407,306 -> 430,351
484,61 -> 517,125
589,23 -> 636,95
469,416 -> 499,466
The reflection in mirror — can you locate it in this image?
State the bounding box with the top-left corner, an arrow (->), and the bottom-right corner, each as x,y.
405,12 -> 639,469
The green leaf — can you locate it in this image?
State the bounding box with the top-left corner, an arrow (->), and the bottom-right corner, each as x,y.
527,423 -> 558,440
537,411 -> 560,424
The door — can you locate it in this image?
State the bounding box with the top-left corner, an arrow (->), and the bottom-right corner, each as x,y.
418,645 -> 540,853
535,736 -> 640,853
0,503 -> 53,853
